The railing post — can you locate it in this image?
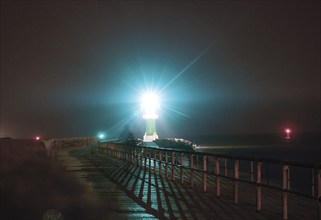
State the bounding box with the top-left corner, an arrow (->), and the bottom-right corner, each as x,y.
312,168 -> 315,197
287,166 -> 291,190
149,149 -> 152,172
215,158 -> 220,197
234,159 -> 239,205
139,148 -> 143,167
126,145 -> 128,161
154,150 -> 157,173
256,161 -> 262,212
135,147 -> 138,165
159,151 -> 162,176
127,145 -> 130,161
123,145 -> 126,161
116,147 -> 119,158
144,149 -> 147,169
203,155 -> 207,192
250,160 -> 254,182
282,164 -> 289,220
266,163 -> 270,185
165,151 -> 168,178
119,146 -> 125,160
190,154 -> 194,187
129,146 -> 132,163
172,152 -> 175,181
316,166 -> 321,220
196,155 -> 199,169
122,146 -> 125,160
133,146 -> 137,166
224,159 -> 228,176
125,145 -> 127,161
180,153 -> 184,184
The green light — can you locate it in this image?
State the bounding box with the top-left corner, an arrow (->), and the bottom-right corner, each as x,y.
97,132 -> 105,140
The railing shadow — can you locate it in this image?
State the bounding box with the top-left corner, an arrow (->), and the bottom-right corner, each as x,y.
80,145 -> 320,220
83,152 -> 223,219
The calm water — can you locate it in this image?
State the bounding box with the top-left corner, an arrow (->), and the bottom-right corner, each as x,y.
183,132 -> 320,195
185,132 -> 321,163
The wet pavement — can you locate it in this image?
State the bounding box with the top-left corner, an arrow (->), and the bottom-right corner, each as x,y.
56,147 -> 157,219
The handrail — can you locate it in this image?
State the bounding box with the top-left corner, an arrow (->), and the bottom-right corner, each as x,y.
100,142 -> 319,168
98,141 -> 321,220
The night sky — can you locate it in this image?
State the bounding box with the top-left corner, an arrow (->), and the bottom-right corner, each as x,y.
1,1 -> 320,139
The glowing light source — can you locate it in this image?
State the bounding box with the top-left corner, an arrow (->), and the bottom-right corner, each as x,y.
97,132 -> 105,140
35,136 -> 40,141
284,128 -> 292,139
141,91 -> 160,142
141,92 -> 160,119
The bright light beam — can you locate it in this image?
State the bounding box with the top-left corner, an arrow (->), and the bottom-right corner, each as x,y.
160,44 -> 213,92
163,105 -> 191,118
120,79 -> 141,94
101,112 -> 137,139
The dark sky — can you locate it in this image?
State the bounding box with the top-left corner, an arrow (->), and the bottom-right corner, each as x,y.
1,1 -> 320,139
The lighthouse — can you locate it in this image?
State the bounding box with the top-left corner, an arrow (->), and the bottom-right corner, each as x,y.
141,92 -> 159,142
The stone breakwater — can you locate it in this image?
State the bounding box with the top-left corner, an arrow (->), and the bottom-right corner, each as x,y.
42,136 -> 97,156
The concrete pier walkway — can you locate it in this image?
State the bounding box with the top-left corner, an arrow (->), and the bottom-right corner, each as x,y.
56,146 -> 318,219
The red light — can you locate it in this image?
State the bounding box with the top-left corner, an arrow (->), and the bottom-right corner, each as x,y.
35,136 -> 40,140
285,128 -> 291,134
284,128 -> 292,139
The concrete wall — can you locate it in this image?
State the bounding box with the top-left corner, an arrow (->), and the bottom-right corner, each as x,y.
43,137 -> 97,156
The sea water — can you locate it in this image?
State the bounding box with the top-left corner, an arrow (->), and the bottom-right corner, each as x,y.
187,132 -> 321,163
184,132 -> 320,195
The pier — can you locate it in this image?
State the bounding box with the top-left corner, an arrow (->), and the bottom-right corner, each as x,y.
56,142 -> 320,219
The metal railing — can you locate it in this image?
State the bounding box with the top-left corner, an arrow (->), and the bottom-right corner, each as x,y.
99,142 -> 321,220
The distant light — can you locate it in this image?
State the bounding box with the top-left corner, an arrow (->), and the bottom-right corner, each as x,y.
284,128 -> 292,139
35,136 -> 40,141
141,92 -> 160,119
97,132 -> 105,140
